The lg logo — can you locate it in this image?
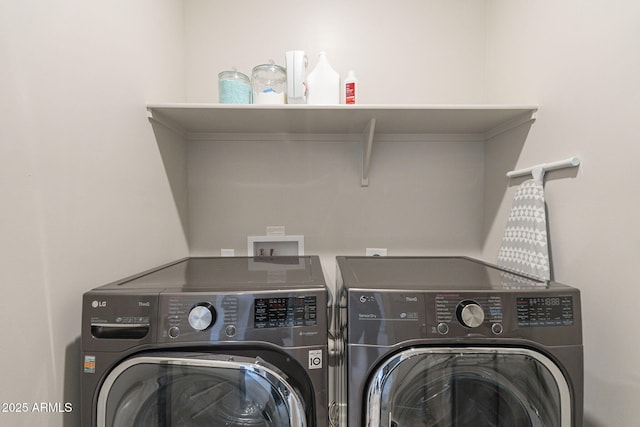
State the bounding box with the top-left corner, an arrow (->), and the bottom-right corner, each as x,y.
359,295 -> 375,303
91,300 -> 107,308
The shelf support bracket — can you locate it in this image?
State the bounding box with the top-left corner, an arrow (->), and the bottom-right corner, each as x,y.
361,118 -> 376,187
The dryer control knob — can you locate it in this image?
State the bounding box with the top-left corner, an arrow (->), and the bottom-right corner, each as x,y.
457,301 -> 485,328
188,303 -> 216,331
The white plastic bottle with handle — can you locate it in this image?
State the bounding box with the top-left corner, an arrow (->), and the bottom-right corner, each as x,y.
306,51 -> 340,105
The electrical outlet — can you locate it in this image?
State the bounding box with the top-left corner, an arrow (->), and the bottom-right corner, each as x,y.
366,248 -> 387,256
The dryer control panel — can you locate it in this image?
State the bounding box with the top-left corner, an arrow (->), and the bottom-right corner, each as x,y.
425,291 -> 579,345
432,293 -> 504,336
516,296 -> 574,327
337,256 -> 582,348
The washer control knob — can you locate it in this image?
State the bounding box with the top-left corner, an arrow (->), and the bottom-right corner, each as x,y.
456,300 -> 485,328
188,303 -> 216,331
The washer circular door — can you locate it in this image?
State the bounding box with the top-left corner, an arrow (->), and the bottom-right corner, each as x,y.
366,347 -> 571,427
97,353 -> 307,427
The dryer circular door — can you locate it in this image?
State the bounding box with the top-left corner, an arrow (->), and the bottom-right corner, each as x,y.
96,353 -> 307,427
366,347 -> 571,427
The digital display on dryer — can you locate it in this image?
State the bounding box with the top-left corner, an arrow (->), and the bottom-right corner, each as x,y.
254,296 -> 317,328
517,296 -> 574,327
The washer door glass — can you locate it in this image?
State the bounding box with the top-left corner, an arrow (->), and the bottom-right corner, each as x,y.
367,348 -> 571,427
97,354 -> 306,427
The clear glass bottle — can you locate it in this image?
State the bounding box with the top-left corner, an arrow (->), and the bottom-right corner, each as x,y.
251,61 -> 287,104
218,69 -> 251,104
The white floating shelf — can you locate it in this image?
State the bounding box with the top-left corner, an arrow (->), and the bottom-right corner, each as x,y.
146,103 -> 538,186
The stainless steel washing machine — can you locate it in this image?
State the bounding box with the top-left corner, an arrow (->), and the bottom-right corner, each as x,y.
334,256 -> 583,427
81,256 -> 329,427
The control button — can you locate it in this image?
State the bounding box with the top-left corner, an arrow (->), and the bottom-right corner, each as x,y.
188,303 -> 216,331
437,322 -> 449,335
492,323 -> 504,335
456,300 -> 485,328
168,326 -> 180,338
225,325 -> 237,337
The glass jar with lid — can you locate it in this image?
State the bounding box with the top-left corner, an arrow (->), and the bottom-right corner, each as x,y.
251,62 -> 287,104
218,69 -> 251,104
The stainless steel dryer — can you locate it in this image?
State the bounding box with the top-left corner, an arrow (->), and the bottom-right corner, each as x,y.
334,256 -> 583,427
81,256 -> 329,427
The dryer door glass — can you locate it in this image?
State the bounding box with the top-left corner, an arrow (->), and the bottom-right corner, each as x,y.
97,354 -> 307,427
367,348 -> 571,427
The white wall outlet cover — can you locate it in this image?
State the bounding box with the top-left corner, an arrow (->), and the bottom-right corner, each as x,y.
221,249 -> 235,257
366,248 -> 388,256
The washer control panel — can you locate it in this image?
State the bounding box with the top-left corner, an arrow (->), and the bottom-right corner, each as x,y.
254,296 -> 317,329
159,294 -> 240,342
157,291 -> 326,346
